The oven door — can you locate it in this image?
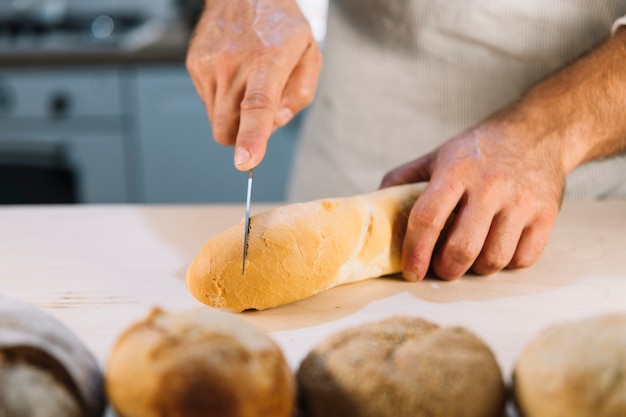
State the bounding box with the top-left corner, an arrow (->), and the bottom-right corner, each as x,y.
0,68 -> 132,204
0,141 -> 77,204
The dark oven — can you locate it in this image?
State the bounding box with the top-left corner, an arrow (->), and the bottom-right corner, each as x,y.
0,0 -> 181,204
0,68 -> 131,204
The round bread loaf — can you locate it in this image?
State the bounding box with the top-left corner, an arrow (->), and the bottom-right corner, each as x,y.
296,316 -> 505,417
513,313 -> 626,417
106,307 -> 295,417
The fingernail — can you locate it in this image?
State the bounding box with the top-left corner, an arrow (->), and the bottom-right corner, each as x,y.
277,108 -> 294,127
234,148 -> 251,166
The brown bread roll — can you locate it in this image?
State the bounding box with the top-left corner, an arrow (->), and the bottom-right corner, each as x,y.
513,313 -> 626,417
297,316 -> 505,417
186,183 -> 424,312
106,307 -> 295,417
0,296 -> 105,417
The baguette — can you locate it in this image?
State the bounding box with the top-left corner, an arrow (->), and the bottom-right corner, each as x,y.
186,183 -> 425,312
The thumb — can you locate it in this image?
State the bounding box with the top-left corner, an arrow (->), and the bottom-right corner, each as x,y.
379,153 -> 433,188
233,73 -> 283,171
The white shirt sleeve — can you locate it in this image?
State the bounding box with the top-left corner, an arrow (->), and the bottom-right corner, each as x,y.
611,14 -> 626,34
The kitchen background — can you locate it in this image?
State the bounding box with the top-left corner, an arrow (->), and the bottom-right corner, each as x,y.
0,0 -> 328,204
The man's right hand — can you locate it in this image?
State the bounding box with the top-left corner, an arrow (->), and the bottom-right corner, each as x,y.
186,0 -> 323,171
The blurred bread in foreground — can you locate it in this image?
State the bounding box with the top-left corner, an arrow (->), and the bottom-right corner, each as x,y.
297,316 -> 505,417
514,313 -> 626,417
106,307 -> 295,417
0,296 -> 105,417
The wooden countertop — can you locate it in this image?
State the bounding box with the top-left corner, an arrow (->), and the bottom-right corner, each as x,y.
1,200 -> 625,415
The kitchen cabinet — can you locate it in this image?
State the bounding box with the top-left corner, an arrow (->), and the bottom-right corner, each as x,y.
132,65 -> 302,203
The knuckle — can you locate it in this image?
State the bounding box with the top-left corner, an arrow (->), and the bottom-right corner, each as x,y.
185,54 -> 196,73
510,241 -> 544,269
541,203 -> 560,221
445,239 -> 480,266
508,252 -> 536,269
185,43 -> 201,69
187,48 -> 216,73
216,48 -> 239,72
186,58 -> 204,83
408,211 -> 444,233
235,130 -> 261,145
475,252 -> 509,275
240,92 -> 274,112
291,86 -> 316,107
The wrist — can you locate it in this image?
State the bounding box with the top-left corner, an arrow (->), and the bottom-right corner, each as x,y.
512,92 -> 587,176
480,105 -> 570,181
493,28 -> 626,175
519,30 -> 626,173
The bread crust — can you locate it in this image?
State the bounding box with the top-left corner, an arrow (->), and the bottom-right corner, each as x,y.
186,183 -> 424,311
105,307 -> 295,417
297,316 -> 505,417
513,313 -> 626,417
0,296 -> 105,417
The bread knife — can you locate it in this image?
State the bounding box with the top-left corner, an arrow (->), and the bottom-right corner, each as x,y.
242,168 -> 254,275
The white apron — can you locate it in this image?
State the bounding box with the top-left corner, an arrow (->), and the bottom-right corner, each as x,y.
287,0 -> 626,201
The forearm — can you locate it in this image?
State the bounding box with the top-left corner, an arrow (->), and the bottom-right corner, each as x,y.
493,27 -> 626,176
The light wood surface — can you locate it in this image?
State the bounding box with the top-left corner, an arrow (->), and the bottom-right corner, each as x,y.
1,200 -> 625,415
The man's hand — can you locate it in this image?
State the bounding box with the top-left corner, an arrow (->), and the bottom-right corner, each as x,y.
381,122 -> 565,281
382,27 -> 626,281
186,0 -> 322,171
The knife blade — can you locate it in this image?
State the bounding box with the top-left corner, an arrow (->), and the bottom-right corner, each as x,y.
242,168 -> 254,275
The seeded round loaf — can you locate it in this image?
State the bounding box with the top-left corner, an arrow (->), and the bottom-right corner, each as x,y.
106,307 -> 295,417
513,313 -> 626,417
297,316 -> 505,417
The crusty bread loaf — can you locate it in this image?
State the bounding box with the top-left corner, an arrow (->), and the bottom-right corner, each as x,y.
106,307 -> 295,417
297,316 -> 505,417
0,296 -> 105,417
186,183 -> 425,312
513,313 -> 626,417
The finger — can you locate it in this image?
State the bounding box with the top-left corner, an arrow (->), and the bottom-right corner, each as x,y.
432,196 -> 495,280
508,216 -> 555,270
202,77 -> 218,133
471,210 -> 526,276
186,38 -> 219,137
234,68 -> 287,171
401,179 -> 465,281
276,43 -> 323,127
380,154 -> 432,189
209,60 -> 247,146
185,40 -> 208,105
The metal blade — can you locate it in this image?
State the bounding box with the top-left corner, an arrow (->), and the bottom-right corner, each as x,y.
242,168 -> 254,275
